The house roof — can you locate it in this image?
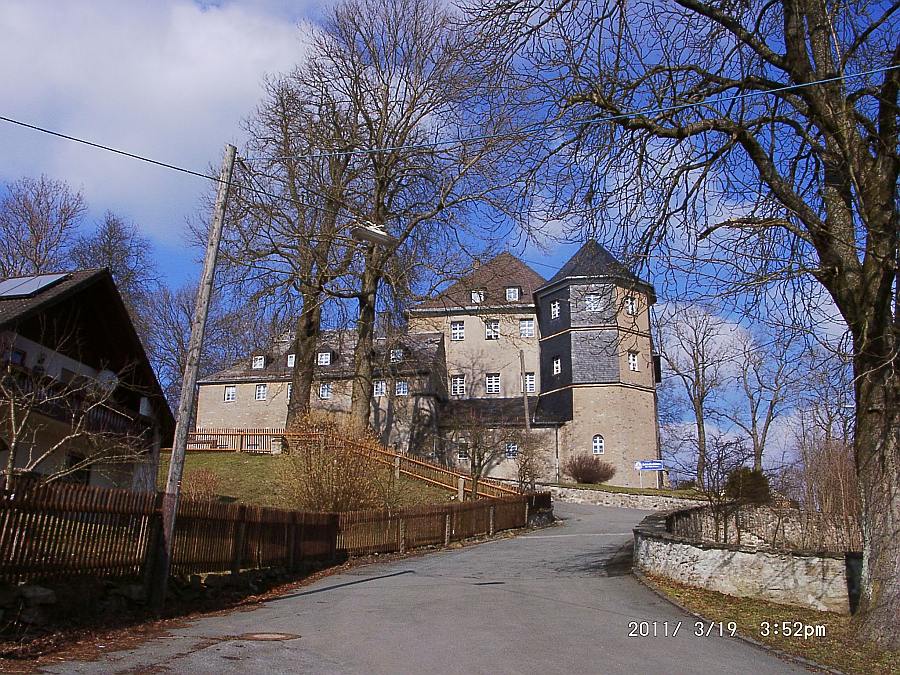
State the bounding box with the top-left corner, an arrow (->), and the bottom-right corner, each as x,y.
0,268 -> 175,442
198,331 -> 446,384
438,396 -> 559,428
542,240 -> 653,295
411,252 -> 546,312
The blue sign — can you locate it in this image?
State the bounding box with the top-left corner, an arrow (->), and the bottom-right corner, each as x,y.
634,460 -> 664,471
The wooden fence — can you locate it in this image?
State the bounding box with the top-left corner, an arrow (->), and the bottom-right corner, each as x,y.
0,479 -> 550,585
182,428 -> 522,499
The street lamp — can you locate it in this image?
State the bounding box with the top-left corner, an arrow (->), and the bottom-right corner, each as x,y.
350,220 -> 398,247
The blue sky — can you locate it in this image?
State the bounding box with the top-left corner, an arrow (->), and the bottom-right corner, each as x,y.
0,0 -> 579,289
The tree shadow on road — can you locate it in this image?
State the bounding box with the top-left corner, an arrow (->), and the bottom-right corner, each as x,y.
554,542 -> 634,577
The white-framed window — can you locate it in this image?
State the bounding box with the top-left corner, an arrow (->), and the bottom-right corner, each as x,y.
625,295 -> 638,316
223,385 -> 236,402
395,380 -> 409,396
318,382 -> 332,400
485,373 -> 500,394
471,289 -> 485,304
505,287 -> 520,301
628,351 -> 639,372
317,351 -> 332,366
373,379 -> 387,397
505,442 -> 519,459
485,319 -> 500,340
585,294 -> 602,311
457,443 -> 469,461
522,372 -> 535,393
450,320 -> 465,341
390,349 -> 404,363
287,353 -> 295,368
592,434 -> 605,455
550,300 -> 560,319
519,318 -> 535,337
287,383 -> 292,402
255,383 -> 267,400
451,374 -> 466,397
552,357 -> 561,375
252,355 -> 265,369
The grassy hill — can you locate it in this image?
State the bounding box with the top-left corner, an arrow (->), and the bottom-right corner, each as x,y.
158,451 -> 452,510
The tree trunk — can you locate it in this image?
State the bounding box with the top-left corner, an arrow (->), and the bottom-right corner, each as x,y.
695,405 -> 707,487
285,299 -> 323,433
853,352 -> 900,649
349,258 -> 380,435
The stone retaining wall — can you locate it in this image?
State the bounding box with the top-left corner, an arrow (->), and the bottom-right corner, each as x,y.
550,486 -> 703,511
633,511 -> 856,614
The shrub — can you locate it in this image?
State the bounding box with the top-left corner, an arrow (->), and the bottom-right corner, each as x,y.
181,468 -> 221,501
563,455 -> 617,484
724,467 -> 771,504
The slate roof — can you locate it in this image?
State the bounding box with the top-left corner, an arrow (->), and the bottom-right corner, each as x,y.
438,396 -> 559,428
543,240 -> 652,292
198,331 -> 446,384
0,269 -> 106,327
411,252 -> 545,312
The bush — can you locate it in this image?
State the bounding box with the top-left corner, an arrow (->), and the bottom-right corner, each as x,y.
563,455 -> 617,484
181,468 -> 221,501
724,467 -> 771,504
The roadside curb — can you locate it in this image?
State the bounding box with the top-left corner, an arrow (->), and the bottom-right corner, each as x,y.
631,567 -> 842,675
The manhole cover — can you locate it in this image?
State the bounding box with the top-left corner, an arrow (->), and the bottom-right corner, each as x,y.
237,633 -> 301,641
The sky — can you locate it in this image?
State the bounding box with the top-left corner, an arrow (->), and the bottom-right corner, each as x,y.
0,0 -> 580,289
1,0 -> 323,286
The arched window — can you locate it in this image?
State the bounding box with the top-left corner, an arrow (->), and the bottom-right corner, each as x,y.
592,434 -> 605,455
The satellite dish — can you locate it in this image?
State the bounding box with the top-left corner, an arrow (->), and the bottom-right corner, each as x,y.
96,370 -> 119,394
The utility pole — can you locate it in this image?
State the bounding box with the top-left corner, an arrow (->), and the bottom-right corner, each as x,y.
150,144 -> 237,612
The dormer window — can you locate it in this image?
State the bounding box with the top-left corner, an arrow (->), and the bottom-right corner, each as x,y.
390,349 -> 404,363
252,355 -> 266,369
471,289 -> 485,304
317,351 -> 332,366
287,353 -> 295,368
505,287 -> 520,301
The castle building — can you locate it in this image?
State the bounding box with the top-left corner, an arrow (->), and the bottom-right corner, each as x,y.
195,242 -> 661,487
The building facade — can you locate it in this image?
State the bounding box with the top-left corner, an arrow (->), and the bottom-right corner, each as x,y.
195,242 -> 661,487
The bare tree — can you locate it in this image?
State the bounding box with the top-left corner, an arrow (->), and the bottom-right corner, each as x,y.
71,211 -> 159,343
657,304 -> 738,486
719,330 -> 798,471
0,346 -> 151,490
447,408 -> 523,499
0,176 -> 85,277
470,0 -> 899,639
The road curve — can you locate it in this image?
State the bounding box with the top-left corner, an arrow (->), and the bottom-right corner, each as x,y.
44,503 -> 807,674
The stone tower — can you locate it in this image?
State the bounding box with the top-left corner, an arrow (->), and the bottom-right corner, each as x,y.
534,241 -> 660,487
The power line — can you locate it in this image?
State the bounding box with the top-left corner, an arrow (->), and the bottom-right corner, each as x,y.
243,63 -> 900,162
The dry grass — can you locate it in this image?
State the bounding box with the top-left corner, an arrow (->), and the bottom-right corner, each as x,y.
158,452 -> 449,510
642,572 -> 900,675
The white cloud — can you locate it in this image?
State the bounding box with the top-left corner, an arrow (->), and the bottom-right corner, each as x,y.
0,0 -> 316,282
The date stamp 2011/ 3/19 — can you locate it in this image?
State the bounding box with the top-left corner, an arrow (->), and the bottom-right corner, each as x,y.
627,621 -> 738,638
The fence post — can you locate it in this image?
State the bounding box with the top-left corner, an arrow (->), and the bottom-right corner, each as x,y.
231,504 -> 247,576
524,499 -> 530,528
393,455 -> 401,480
444,512 -> 451,546
457,476 -> 465,501
328,513 -> 339,561
398,516 -> 406,554
143,493 -> 165,599
489,504 -> 495,536
287,514 -> 296,573
238,433 -> 244,453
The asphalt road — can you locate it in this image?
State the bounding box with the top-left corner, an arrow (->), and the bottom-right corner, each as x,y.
44,503 -> 806,674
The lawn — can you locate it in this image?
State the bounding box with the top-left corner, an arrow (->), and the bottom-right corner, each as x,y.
642,572 -> 900,675
158,451 -> 452,510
